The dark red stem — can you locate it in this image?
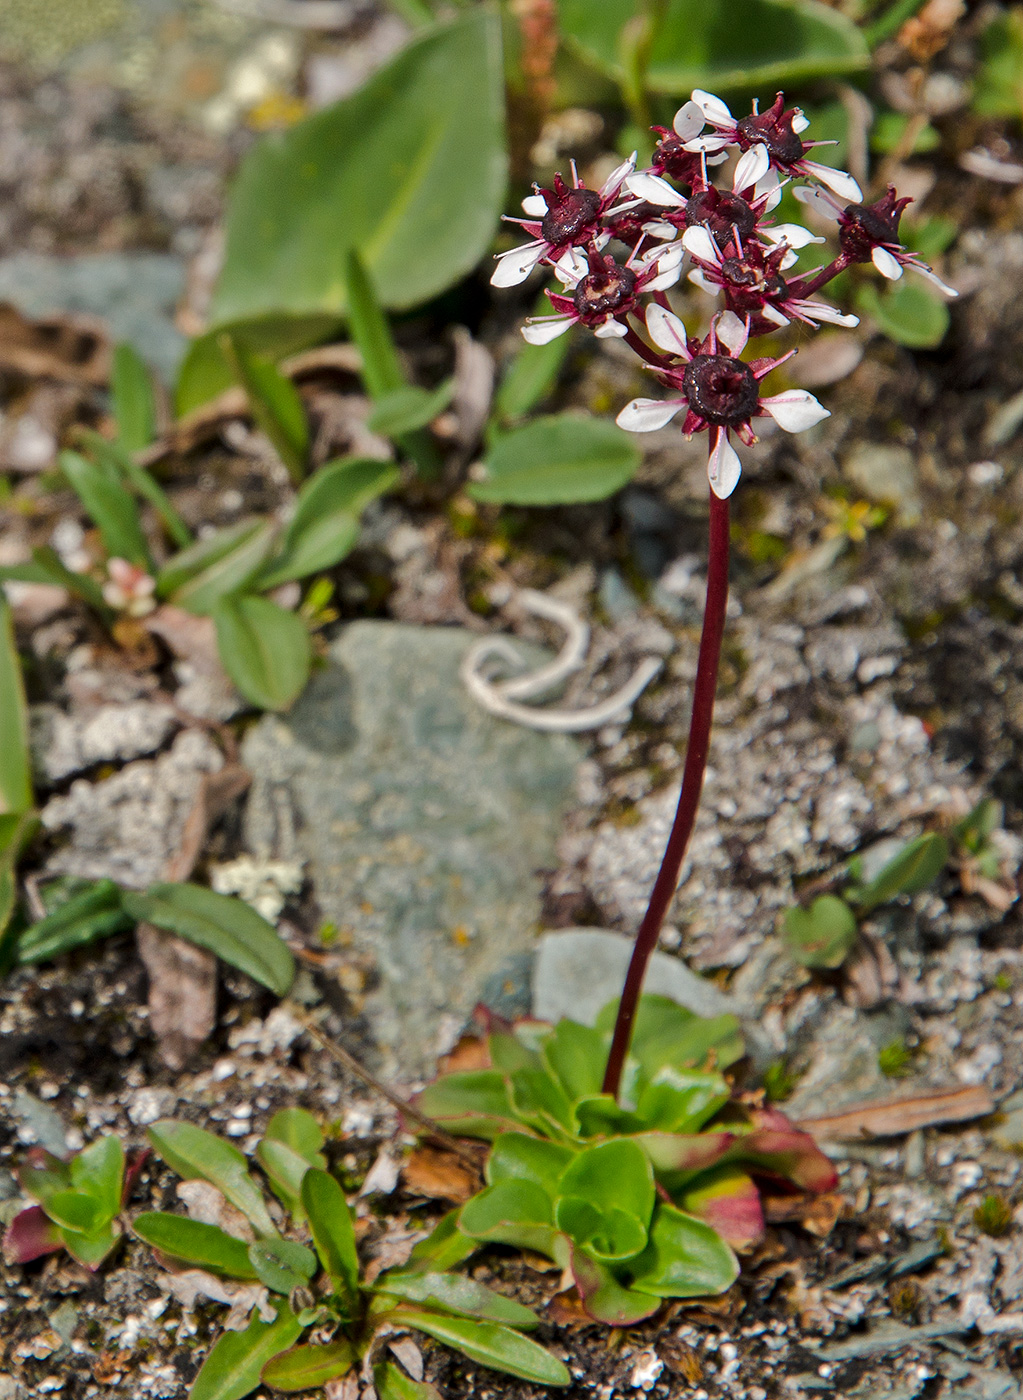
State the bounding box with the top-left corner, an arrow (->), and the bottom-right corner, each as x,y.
601,490 -> 731,1099
786,253 -> 851,301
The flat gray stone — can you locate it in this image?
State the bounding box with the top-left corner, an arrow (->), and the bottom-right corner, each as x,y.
842,442 -> 921,524
241,622 -> 581,1079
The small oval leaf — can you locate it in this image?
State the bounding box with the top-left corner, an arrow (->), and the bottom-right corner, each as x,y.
469,414 -> 641,505
212,594 -> 312,712
133,1213 -> 259,1277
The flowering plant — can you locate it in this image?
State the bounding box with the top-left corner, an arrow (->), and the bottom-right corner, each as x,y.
492,88 -> 957,1097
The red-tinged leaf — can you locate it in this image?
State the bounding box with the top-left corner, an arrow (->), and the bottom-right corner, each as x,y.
2,1205 -> 62,1264
728,1108 -> 839,1193
677,1168 -> 765,1251
568,1245 -> 661,1326
121,1148 -> 151,1207
631,1131 -> 737,1175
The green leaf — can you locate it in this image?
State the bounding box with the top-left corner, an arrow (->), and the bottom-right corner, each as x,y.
391,1310 -> 570,1387
301,1168 -> 360,1304
222,336 -> 308,485
555,1196 -> 648,1262
212,594 -> 312,712
405,1207 -> 478,1272
176,313 -> 342,418
254,1139 -> 312,1219
367,381 -> 454,437
493,294 -> 573,426
158,519 -> 278,616
18,1149 -> 72,1206
628,1202 -> 739,1298
123,882 -> 294,995
146,1120 -> 277,1238
190,1303 -> 303,1400
457,1180 -> 557,1256
374,1359 -> 442,1400
413,1070 -> 518,1140
542,1019 -> 605,1101
133,1213 -> 260,1278
59,450 -> 152,571
77,429 -> 192,551
71,1135 -> 124,1220
44,1189 -> 105,1235
374,1270 -> 539,1327
257,457 -> 398,589
469,414 -> 641,505
557,0 -> 868,93
0,547 -> 113,620
345,250 -> 405,399
262,1342 -> 354,1391
973,7 -> 1023,119
111,343 -> 157,454
248,1238 -> 318,1294
16,879 -> 131,966
856,280 -> 951,350
557,1139 -> 655,1231
853,832 -> 949,910
212,11 -> 506,324
58,1220 -> 122,1270
634,1070 -> 731,1135
783,894 -> 858,969
264,1108 -> 324,1162
508,1066 -> 575,1134
487,1133 -> 574,1195
568,1247 -> 661,1325
0,812 -> 38,975
0,597 -> 32,816
678,1166 -> 764,1250
954,797 -> 1002,854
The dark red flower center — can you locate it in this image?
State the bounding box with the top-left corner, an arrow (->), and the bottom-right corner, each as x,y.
573,263 -> 637,322
652,132 -> 700,184
736,96 -> 805,165
683,354 -> 759,427
720,257 -> 788,311
541,187 -> 601,246
685,189 -> 756,243
838,189 -> 911,263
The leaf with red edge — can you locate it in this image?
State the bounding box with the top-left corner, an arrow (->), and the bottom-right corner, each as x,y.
2,1205 -> 62,1264
121,1148 -> 150,1207
569,1245 -> 661,1326
724,1108 -> 839,1193
677,1167 -> 765,1251
631,1131 -> 737,1176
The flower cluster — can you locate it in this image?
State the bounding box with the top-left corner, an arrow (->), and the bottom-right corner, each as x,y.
492,89 -> 957,498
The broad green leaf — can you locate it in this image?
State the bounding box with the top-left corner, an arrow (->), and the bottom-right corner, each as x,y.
367,380 -> 454,437
542,1019 -> 605,1101
413,1071 -> 518,1140
853,832 -> 949,910
783,894 -> 858,969
248,1238 -> 318,1294
635,1070 -> 731,1135
212,12 -> 506,324
262,1342 -> 354,1391
678,1166 -> 764,1250
493,295 -> 573,426
856,280 -> 950,350
557,1139 -> 655,1230
71,1136 -> 124,1220
487,1133 -> 573,1195
469,414 -> 641,505
557,0 -> 868,93
301,1168 -> 360,1304
223,336 -> 308,485
60,450 -> 152,571
0,546 -> 112,620
568,1247 -> 661,1326
44,1189 -> 105,1235
213,594 -> 312,712
595,994 -> 743,1076
123,882 -> 294,995
190,1302 -> 303,1400
391,1310 -> 570,1387
146,1120 -> 277,1238
554,1196 -> 648,1262
255,1139 -> 315,1219
176,313 -> 342,418
263,1108 -> 325,1162
974,8 -> 1023,118
111,343 -> 157,454
374,1359 -> 442,1400
405,1207 -> 478,1272
457,1180 -> 557,1256
16,879 -> 131,966
374,1269 -> 539,1327
954,798 -> 1002,854
159,519 -> 278,616
257,457 -> 398,589
509,1066 -> 576,1135
132,1213 -> 259,1278
0,597 -> 32,816
58,1219 -> 121,1270
18,1149 -> 72,1206
78,429 -> 192,551
629,1202 -> 739,1298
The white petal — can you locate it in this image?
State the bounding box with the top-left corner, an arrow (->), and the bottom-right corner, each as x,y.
552,247 -> 588,286
673,100 -> 704,140
761,304 -> 791,327
715,309 -> 748,357
644,219 -> 680,241
521,317 -> 574,345
491,241 -> 544,287
682,134 -> 732,155
594,316 -> 629,338
707,430 -> 742,498
640,239 -> 683,271
909,262 -> 959,297
801,160 -> 862,202
688,268 -> 717,295
625,171 -> 686,207
681,225 -> 719,263
779,250 -> 799,272
733,144 -> 770,192
760,222 -> 825,249
521,194 -> 548,217
692,89 -> 734,128
792,110 -> 810,134
761,390 -> 830,432
872,245 -> 904,280
616,397 -> 685,432
645,303 -> 692,357
644,261 -> 685,293
790,299 -> 859,328
600,154 -> 637,199
706,149 -> 730,166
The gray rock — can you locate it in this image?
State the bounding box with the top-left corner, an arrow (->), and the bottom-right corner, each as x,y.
30,700 -> 178,782
783,1000 -> 915,1120
0,253 -> 186,381
842,442 -> 921,524
241,622 -> 580,1079
11,1089 -> 68,1156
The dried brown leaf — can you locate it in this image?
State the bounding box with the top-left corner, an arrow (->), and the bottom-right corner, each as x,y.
796,1084 -> 994,1140
401,1145 -> 481,1204
762,1191 -> 846,1238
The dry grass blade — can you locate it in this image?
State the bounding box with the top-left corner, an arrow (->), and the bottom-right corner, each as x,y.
796,1084 -> 994,1140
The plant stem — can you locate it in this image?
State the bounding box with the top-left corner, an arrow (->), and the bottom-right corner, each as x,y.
602,489 -> 731,1099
